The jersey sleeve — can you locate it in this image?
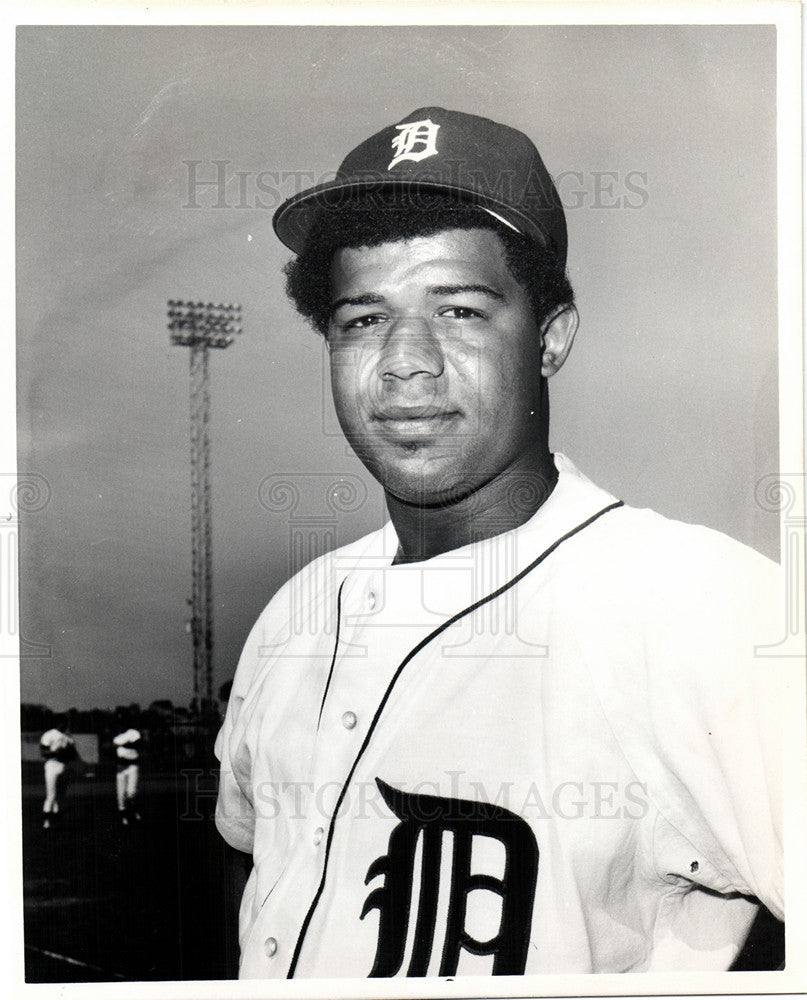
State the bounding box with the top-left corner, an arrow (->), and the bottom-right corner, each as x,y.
588,519 -> 785,919
214,542 -> 353,856
215,612 -> 268,855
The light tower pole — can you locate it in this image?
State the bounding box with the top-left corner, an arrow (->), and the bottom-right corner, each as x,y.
168,300 -> 242,718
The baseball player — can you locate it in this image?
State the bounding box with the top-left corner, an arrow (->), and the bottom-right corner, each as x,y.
113,727 -> 141,824
40,722 -> 76,830
215,108 -> 784,978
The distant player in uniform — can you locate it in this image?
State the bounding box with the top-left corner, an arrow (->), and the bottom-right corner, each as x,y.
113,727 -> 142,824
40,721 -> 76,830
215,108 -> 784,978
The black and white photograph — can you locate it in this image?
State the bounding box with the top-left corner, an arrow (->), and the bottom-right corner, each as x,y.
7,3 -> 805,996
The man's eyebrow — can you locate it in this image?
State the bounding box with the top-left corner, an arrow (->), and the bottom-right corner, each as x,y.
329,284 -> 505,315
330,292 -> 385,313
427,284 -> 504,300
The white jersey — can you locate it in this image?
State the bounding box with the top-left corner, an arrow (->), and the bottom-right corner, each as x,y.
40,729 -> 73,754
114,728 -> 141,763
215,454 -> 783,979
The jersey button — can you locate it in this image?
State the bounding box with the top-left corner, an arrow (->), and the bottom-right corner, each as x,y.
264,936 -> 278,958
367,591 -> 376,610
341,710 -> 357,730
313,826 -> 324,846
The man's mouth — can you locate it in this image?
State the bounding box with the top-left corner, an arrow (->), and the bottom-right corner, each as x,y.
375,404 -> 454,420
373,405 -> 460,438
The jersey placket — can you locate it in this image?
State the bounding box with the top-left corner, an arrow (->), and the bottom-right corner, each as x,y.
284,558 -> 474,975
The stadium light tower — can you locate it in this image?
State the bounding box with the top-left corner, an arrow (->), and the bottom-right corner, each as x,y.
168,300 -> 242,718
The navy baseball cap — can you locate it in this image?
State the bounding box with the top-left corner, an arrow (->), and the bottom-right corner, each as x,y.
272,107 -> 568,266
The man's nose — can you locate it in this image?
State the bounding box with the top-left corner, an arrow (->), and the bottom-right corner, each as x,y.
377,315 -> 444,381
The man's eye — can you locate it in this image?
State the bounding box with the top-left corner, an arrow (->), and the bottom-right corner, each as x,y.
343,314 -> 387,331
439,306 -> 483,320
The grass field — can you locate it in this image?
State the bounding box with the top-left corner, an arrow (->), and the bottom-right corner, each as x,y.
22,761 -> 238,983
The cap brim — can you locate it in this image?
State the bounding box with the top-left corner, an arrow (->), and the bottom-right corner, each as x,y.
272,178 -> 555,255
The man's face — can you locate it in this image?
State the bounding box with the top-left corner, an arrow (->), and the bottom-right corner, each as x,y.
327,227 -> 549,505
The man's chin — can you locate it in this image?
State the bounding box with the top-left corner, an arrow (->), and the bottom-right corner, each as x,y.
349,442 -> 481,505
377,466 -> 484,510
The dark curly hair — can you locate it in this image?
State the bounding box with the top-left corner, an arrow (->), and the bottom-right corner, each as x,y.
283,193 -> 574,337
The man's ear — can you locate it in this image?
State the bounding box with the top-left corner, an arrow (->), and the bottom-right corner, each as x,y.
540,304 -> 579,378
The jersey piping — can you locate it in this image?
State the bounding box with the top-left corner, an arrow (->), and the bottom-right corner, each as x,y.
317,578 -> 347,731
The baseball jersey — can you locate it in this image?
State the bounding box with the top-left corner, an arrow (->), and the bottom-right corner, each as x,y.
215,454 -> 783,979
113,728 -> 141,764
40,729 -> 76,763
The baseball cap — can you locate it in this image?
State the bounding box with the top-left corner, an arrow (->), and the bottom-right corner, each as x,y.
272,107 -> 567,266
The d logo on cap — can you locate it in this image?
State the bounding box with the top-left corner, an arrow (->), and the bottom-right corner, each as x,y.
388,119 -> 441,170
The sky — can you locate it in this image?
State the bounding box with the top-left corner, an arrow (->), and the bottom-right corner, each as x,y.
14,23 -> 783,712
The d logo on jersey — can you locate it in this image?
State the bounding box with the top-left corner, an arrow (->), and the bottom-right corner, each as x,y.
360,778 -> 539,977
